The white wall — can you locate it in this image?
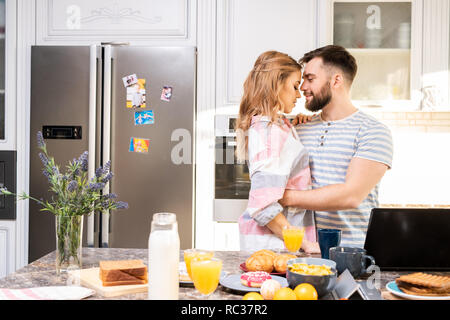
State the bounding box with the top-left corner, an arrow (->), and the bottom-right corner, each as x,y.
379,127 -> 450,205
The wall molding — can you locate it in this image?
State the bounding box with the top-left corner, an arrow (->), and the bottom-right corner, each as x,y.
15,0 -> 36,270
0,226 -> 8,277
0,223 -> 15,277
0,0 -> 17,150
194,0 -> 216,249
421,0 -> 450,109
36,0 -> 196,45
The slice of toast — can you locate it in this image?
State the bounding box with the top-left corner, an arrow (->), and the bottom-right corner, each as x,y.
396,282 -> 450,296
99,260 -> 148,286
395,272 -> 450,296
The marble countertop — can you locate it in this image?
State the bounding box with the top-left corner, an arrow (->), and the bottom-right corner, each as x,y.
0,248 -> 439,300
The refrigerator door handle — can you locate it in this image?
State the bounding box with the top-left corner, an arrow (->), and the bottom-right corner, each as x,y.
101,45 -> 112,248
87,45 -> 97,247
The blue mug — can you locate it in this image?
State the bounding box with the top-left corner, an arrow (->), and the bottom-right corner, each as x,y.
318,229 -> 341,259
329,247 -> 376,278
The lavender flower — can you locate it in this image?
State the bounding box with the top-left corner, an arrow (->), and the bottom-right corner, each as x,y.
38,153 -> 49,166
72,167 -> 80,177
95,166 -> 104,178
87,182 -> 105,191
103,172 -> 113,183
42,169 -> 51,182
115,201 -> 129,209
67,180 -> 78,192
37,131 -> 45,148
52,166 -> 60,176
3,132 -> 128,220
78,151 -> 89,172
103,160 -> 111,173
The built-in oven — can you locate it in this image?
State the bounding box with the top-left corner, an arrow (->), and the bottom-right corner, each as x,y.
214,115 -> 250,222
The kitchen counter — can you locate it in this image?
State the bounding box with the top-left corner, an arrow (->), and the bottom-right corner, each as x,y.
0,248 -> 444,300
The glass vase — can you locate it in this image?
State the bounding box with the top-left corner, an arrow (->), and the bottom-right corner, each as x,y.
55,215 -> 83,275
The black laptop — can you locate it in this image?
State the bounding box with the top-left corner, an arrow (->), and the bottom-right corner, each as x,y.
364,208 -> 450,271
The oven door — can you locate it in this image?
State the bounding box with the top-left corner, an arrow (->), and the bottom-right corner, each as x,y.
214,116 -> 250,222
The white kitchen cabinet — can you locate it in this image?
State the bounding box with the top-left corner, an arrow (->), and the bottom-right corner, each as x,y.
215,0 -> 317,115
325,0 -> 422,110
35,0 -> 197,45
0,0 -> 15,150
0,0 -> 18,277
319,0 -> 450,111
213,222 -> 240,251
0,220 -> 15,277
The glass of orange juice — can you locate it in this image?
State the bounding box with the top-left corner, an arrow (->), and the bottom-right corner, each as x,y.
282,225 -> 305,253
183,249 -> 214,281
190,257 -> 222,298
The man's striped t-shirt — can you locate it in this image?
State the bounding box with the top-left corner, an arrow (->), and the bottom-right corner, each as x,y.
296,110 -> 393,247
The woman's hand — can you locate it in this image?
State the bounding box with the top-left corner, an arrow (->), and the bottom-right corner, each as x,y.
301,240 -> 321,254
266,213 -> 290,239
279,190 -> 295,207
291,113 -> 315,125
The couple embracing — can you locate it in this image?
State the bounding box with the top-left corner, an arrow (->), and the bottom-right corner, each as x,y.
237,45 -> 393,253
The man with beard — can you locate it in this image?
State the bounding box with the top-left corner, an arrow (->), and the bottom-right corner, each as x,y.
280,45 -> 393,248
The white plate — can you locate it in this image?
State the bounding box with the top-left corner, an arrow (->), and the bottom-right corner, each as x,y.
386,281 -> 450,300
219,274 -> 288,293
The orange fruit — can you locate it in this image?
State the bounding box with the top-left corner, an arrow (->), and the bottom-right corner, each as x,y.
243,292 -> 264,300
294,283 -> 318,300
273,287 -> 297,300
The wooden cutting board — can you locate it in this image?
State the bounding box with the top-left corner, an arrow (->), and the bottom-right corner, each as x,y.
68,267 -> 148,298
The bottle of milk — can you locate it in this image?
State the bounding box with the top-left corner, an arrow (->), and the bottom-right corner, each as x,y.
148,212 -> 180,300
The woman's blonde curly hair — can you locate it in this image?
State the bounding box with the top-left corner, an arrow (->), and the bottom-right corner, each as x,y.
235,51 -> 302,162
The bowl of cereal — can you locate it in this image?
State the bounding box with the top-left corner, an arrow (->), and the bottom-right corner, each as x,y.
286,257 -> 337,298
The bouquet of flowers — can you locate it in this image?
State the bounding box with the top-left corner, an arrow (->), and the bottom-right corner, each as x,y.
1,131 -> 128,272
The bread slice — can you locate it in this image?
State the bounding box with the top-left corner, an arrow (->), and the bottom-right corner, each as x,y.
99,260 -> 148,287
395,272 -> 450,296
396,273 -> 450,290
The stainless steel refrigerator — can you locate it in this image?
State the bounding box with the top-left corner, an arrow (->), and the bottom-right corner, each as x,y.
29,45 -> 196,262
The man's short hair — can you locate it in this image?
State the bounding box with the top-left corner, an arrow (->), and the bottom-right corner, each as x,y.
299,45 -> 358,84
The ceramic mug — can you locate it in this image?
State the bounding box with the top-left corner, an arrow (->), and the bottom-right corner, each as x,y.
329,246 -> 376,278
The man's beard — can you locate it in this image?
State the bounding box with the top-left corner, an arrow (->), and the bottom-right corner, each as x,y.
305,82 -> 332,112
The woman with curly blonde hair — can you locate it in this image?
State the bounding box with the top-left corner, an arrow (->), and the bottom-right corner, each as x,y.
236,51 -> 319,253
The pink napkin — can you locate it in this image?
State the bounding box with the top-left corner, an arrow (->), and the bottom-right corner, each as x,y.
0,286 -> 95,300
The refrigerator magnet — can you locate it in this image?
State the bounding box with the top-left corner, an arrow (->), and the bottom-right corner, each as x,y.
160,86 -> 173,102
134,110 -> 154,125
122,74 -> 138,87
126,79 -> 147,109
129,137 -> 150,154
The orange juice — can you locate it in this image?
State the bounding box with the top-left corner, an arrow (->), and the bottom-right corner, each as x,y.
183,249 -> 214,279
190,258 -> 222,295
282,226 -> 305,253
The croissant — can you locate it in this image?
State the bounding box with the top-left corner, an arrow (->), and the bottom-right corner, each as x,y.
245,254 -> 274,273
273,254 -> 297,273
